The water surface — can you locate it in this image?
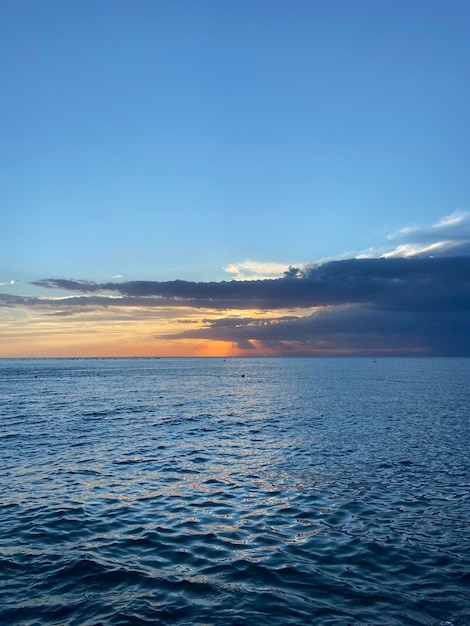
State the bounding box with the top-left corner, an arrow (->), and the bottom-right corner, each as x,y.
1,357 -> 469,625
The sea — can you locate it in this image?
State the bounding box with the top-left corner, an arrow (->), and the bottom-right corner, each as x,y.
0,357 -> 469,626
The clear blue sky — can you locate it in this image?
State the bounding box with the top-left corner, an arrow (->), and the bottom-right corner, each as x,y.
2,0 -> 469,286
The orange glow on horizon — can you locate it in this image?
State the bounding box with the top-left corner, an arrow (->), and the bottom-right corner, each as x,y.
0,332 -> 432,359
0,304 -> 432,359
0,332 -> 242,359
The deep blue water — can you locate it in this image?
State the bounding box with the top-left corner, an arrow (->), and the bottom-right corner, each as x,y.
0,357 -> 469,625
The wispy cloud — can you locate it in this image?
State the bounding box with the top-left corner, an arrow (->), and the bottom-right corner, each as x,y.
223,260 -> 299,281
381,241 -> 465,258
227,211 -> 470,272
432,210 -> 468,229
382,210 -> 470,257
0,279 -> 15,286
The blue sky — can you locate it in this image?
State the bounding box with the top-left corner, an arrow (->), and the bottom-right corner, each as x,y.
1,1 -> 470,356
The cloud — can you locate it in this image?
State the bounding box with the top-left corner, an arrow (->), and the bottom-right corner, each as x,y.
432,210 -> 468,230
223,260 -> 298,281
0,279 -> 15,286
0,292 -> 196,311
43,311 -> 76,317
382,241 -> 470,258
159,255 -> 470,354
223,211 -> 470,275
171,306 -> 470,356
3,210 -> 470,356
29,256 -> 470,313
383,210 -> 470,257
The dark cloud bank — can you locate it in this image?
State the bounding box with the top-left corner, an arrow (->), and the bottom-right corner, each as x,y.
3,256 -> 470,355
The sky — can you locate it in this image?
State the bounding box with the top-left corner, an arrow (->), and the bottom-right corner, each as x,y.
1,0 -> 470,357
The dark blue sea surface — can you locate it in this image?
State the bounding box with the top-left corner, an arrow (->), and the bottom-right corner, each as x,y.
0,357 -> 469,625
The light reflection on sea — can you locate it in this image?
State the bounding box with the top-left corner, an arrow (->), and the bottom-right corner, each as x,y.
0,357 -> 469,625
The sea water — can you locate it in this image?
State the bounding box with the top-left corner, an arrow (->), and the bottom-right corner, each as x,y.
0,357 -> 469,625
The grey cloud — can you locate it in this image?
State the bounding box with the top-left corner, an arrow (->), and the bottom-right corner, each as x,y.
32,279 -> 101,292
31,256 -> 470,313
170,307 -> 470,356
0,293 -> 189,310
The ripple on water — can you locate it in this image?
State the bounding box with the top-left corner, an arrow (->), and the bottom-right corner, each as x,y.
1,357 -> 469,625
